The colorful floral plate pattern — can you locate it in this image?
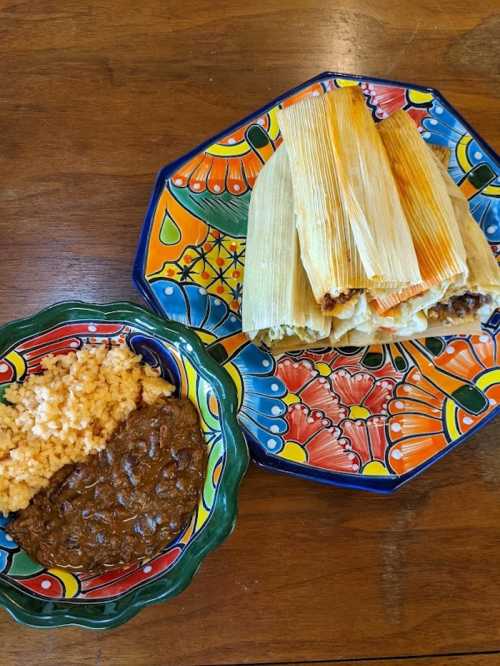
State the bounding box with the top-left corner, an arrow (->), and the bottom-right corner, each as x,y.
0,302 -> 248,629
134,71 -> 499,492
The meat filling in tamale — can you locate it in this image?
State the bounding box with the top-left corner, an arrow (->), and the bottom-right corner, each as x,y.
321,289 -> 363,311
428,292 -> 492,322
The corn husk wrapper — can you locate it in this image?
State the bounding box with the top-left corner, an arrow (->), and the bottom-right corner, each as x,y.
377,111 -> 468,313
356,137 -> 497,338
428,145 -> 500,321
430,145 -> 452,166
241,145 -> 331,346
277,87 -> 421,316
340,143 -> 498,342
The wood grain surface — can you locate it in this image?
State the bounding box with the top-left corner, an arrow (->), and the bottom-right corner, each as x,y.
285,657 -> 500,666
0,1 -> 499,665
284,657 -> 500,666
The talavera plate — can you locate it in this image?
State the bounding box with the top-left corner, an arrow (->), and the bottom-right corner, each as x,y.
134,71 -> 499,493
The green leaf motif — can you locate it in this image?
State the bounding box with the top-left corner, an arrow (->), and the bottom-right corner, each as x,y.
171,184 -> 250,238
451,385 -> 488,415
159,212 -> 182,245
8,550 -> 45,577
424,337 -> 446,357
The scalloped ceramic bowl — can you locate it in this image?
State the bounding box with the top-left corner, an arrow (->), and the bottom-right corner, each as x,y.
0,302 -> 248,629
134,70 -> 499,493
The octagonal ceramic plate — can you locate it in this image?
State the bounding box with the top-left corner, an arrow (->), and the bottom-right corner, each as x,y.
0,302 -> 248,628
134,71 -> 499,492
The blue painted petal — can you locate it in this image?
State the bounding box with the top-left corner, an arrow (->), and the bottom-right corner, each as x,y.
242,375 -> 286,398
469,197 -> 500,242
0,529 -> 17,551
447,150 -> 464,185
239,410 -> 287,434
0,550 -> 8,574
422,102 -> 466,146
241,393 -> 287,419
232,343 -> 276,377
212,310 -> 241,338
206,299 -> 237,338
448,149 -> 459,168
429,101 -> 466,133
184,284 -> 211,329
420,124 -> 450,146
238,412 -> 284,454
421,121 -> 458,147
448,164 -> 463,186
150,279 -> 189,324
203,297 -> 234,335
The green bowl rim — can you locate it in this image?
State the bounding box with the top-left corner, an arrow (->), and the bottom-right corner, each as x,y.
0,301 -> 249,629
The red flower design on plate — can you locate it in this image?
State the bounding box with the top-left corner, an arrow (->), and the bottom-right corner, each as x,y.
305,427 -> 360,472
275,358 -> 347,421
329,368 -> 396,419
360,82 -> 429,128
276,358 -> 398,475
342,417 -> 388,472
283,403 -> 360,473
300,346 -> 404,381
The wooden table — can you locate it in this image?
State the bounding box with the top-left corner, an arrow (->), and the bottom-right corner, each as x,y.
1,1 -> 499,664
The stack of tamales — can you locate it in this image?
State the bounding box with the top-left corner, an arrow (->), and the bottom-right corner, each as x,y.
242,86 -> 500,350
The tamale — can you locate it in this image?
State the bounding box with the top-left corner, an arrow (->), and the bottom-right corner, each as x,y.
359,139 -> 498,338
325,87 -> 421,290
277,87 -> 421,317
378,110 -> 468,290
427,146 -> 500,324
241,145 -> 331,346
